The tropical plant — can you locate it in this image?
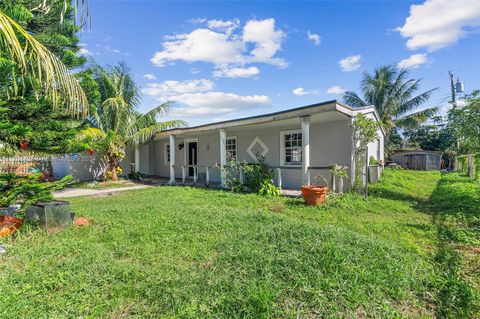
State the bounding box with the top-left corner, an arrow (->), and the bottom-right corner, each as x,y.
0,1 -> 88,115
225,156 -> 279,196
90,63 -> 186,180
0,173 -> 72,213
343,65 -> 437,134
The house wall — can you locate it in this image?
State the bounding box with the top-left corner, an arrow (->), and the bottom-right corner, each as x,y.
137,118 -> 354,190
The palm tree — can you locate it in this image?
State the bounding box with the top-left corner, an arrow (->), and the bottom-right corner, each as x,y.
91,63 -> 186,180
343,65 -> 437,133
0,2 -> 89,116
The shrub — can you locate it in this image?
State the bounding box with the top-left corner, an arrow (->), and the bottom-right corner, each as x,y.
0,173 -> 72,215
225,157 -> 279,197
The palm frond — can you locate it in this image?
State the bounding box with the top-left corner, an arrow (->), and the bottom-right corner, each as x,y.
0,11 -> 89,116
129,120 -> 187,146
75,127 -> 106,141
396,88 -> 437,117
342,91 -> 368,108
395,107 -> 438,129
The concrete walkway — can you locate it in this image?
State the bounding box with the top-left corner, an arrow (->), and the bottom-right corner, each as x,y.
54,183 -> 300,198
54,185 -> 151,198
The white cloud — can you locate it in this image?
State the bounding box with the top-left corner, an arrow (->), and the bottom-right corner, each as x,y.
213,66 -> 260,78
326,86 -> 346,95
142,79 -> 214,96
78,47 -> 92,56
207,19 -> 240,36
292,87 -> 308,96
397,53 -> 429,69
143,73 -> 156,81
151,18 -> 287,70
307,31 -> 321,45
339,55 -> 362,72
168,92 -> 271,117
396,0 -> 480,51
292,87 -> 319,96
242,18 -> 287,67
151,28 -> 245,67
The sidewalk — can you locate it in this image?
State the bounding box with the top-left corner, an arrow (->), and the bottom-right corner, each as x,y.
54,185 -> 151,198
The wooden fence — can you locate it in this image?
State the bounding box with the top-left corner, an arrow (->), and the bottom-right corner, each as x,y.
0,156 -> 51,175
454,154 -> 479,179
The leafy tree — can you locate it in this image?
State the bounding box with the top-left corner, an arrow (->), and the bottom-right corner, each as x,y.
385,128 -> 403,155
0,96 -> 95,155
351,113 -> 379,192
90,63 -> 186,180
343,65 -> 437,136
0,1 -> 96,153
448,90 -> 480,154
0,1 -> 88,115
404,123 -> 456,152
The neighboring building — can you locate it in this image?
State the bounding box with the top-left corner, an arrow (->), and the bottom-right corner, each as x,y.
391,150 -> 441,171
121,100 -> 385,190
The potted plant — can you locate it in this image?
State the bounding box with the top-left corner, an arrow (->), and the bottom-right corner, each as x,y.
0,173 -> 72,236
301,175 -> 328,205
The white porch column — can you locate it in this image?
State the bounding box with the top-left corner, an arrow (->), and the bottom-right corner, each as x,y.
219,129 -> 227,187
134,146 -> 140,172
169,135 -> 176,184
301,116 -> 310,185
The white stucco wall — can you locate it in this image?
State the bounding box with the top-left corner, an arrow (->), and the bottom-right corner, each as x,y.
131,118 -> 354,190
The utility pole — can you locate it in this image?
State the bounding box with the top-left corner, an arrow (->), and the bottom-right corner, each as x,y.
449,71 -> 465,109
449,71 -> 456,108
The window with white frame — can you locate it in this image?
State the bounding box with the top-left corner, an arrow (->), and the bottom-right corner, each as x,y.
226,137 -> 237,162
164,143 -> 170,164
281,130 -> 302,165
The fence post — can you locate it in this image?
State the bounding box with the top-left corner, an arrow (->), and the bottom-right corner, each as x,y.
468,154 -> 474,178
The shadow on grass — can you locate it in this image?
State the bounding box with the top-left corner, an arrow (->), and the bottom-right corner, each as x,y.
426,172 -> 480,318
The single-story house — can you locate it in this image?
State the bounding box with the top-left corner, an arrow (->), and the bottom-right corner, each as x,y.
121,100 -> 385,190
391,150 -> 441,171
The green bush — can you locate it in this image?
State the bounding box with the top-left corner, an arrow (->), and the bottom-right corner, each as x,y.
0,173 -> 72,215
225,157 -> 279,197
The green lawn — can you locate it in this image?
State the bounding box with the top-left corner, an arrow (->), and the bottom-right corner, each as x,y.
0,169 -> 478,318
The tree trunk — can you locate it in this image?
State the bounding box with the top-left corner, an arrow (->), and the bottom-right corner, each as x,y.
107,154 -> 118,181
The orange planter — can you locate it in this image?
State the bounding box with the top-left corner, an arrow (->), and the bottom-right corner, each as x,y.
0,215 -> 24,237
301,186 -> 328,205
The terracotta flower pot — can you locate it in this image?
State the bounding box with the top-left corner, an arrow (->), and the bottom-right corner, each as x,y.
301,186 -> 328,205
0,215 -> 24,237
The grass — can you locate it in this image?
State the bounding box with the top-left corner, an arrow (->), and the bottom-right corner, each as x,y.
0,169 -> 478,318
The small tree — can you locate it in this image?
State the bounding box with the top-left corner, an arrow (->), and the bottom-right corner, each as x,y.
352,113 -> 379,193
448,90 -> 480,154
90,63 -> 186,180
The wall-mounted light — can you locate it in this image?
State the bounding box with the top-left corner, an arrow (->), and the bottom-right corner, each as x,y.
178,142 -> 184,150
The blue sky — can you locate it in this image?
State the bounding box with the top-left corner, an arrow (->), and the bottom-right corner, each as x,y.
79,0 -> 480,126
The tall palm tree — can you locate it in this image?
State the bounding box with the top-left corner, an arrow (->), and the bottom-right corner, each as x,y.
91,63 -> 186,180
0,2 -> 89,116
343,65 -> 437,133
